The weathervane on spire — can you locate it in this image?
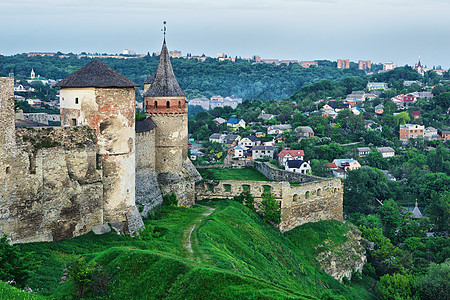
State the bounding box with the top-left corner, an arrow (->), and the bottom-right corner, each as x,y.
162,21 -> 167,39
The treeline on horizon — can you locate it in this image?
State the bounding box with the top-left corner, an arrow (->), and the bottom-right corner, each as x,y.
0,53 -> 367,101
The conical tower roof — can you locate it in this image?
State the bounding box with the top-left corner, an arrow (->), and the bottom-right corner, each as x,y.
53,59 -> 139,88
144,40 -> 186,97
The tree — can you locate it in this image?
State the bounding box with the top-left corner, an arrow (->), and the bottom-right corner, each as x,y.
376,273 -> 415,300
425,192 -> 450,233
416,259 -> 450,300
393,111 -> 410,126
261,193 -> 281,224
344,167 -> 392,214
377,199 -> 402,240
68,257 -> 106,298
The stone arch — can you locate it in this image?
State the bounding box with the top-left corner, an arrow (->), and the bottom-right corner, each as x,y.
305,191 -> 310,199
317,188 -> 322,196
154,101 -> 158,109
224,184 -> 231,193
242,184 -> 250,193
5,166 -> 10,174
166,101 -> 170,109
263,185 -> 271,194
333,188 -> 338,193
178,101 -> 181,108
293,194 -> 299,202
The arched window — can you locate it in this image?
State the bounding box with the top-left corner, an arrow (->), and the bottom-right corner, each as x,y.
154,101 -> 158,109
317,189 -> 322,196
293,194 -> 298,202
305,191 -> 310,199
166,101 -> 170,109
178,101 -> 181,108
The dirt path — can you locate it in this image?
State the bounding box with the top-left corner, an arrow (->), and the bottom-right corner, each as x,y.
183,205 -> 215,260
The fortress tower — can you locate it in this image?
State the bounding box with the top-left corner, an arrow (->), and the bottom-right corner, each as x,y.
54,60 -> 143,232
143,39 -> 198,206
0,77 -> 15,153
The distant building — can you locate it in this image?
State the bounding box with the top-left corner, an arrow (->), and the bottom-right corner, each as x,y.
122,49 -> 136,55
399,124 -> 425,142
295,126 -> 314,138
262,59 -> 279,64
227,118 -> 246,130
277,149 -> 305,166
337,59 -> 350,69
367,82 -> 388,91
442,131 -> 450,142
423,127 -> 439,141
301,61 -> 318,68
209,133 -> 227,144
281,60 -> 298,64
267,124 -> 292,135
28,52 -> 56,57
252,55 -> 261,62
285,160 -> 311,174
383,62 -> 395,71
252,145 -> 274,160
356,147 -> 371,157
27,69 -> 49,85
358,60 -> 371,70
213,117 -> 226,125
375,104 -> 384,115
258,110 -> 275,121
189,97 -> 210,110
376,147 -> 395,158
239,135 -> 261,148
411,111 -> 420,119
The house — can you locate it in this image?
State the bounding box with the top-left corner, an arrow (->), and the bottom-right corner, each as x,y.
333,159 -> 361,172
188,97 -> 210,110
285,160 -> 311,174
233,145 -> 248,158
411,111 -> 420,119
27,99 -> 43,107
252,145 -> 274,160
356,147 -> 371,157
442,131 -> 450,142
295,126 -> 314,138
377,147 -> 395,158
227,118 -> 246,130
332,168 -> 347,178
423,127 -> 439,141
213,117 -> 226,125
399,124 -> 425,142
367,82 -> 388,91
267,124 -> 292,135
209,133 -> 227,143
255,131 -> 266,138
224,134 -> 241,147
257,110 -> 275,121
375,104 -> 384,115
404,80 -> 422,87
239,135 -> 261,147
277,149 -> 305,166
351,106 -> 363,115
322,109 -> 338,118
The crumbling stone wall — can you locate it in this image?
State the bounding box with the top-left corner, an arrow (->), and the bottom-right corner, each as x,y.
252,161 -> 321,183
196,178 -> 343,232
0,126 -> 103,243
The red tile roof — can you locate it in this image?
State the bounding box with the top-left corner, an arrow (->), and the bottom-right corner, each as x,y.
278,149 -> 305,158
326,162 -> 338,169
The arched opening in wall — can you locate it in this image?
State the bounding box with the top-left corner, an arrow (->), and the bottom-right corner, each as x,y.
154,101 -> 158,109
293,194 -> 298,202
166,101 -> 170,109
263,185 -> 271,194
242,185 -> 250,193
317,188 -> 322,196
305,191 -> 310,199
5,166 -> 10,174
333,188 -> 338,193
208,184 -> 214,192
178,101 -> 181,109
224,184 -> 231,193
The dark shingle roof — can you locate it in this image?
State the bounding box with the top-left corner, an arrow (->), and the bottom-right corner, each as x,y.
53,59 -> 139,88
144,72 -> 156,85
143,40 -> 186,97
287,160 -> 306,168
135,117 -> 156,133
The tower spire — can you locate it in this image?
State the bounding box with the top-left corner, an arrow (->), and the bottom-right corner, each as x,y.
162,21 -> 167,41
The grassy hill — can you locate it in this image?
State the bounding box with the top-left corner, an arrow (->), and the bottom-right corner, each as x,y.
15,200 -> 375,299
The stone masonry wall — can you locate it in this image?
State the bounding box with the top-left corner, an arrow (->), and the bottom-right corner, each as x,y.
0,77 -> 15,152
252,161 -> 322,183
0,126 -> 104,243
196,178 -> 343,232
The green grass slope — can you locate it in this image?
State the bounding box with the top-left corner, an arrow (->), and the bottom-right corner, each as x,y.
17,200 -> 374,299
0,281 -> 45,300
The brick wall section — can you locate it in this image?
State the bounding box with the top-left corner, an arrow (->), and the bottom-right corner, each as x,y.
145,96 -> 187,114
196,177 -> 343,232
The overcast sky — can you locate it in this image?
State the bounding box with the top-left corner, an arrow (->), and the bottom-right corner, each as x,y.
1,0 -> 450,68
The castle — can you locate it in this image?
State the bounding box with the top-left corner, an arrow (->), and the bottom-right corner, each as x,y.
0,39 -> 342,244
0,40 -> 200,243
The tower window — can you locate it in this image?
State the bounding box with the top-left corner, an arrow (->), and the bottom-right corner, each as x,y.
178,101 -> 181,108
166,101 -> 170,109
6,167 -> 10,174
71,118 -> 77,126
154,101 -> 158,109
75,97 -> 79,104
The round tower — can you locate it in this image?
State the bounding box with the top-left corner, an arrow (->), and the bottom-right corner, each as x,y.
0,77 -> 16,153
144,39 -> 188,175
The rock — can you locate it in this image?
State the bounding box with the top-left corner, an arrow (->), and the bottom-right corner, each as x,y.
92,224 -> 111,235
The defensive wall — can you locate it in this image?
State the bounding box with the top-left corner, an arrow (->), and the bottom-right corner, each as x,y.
196,161 -> 343,232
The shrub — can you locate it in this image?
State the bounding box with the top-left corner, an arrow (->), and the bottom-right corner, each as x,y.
68,257 -> 108,298
261,192 -> 281,224
163,193 -> 178,206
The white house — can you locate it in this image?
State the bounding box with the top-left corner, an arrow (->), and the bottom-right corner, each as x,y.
285,160 -> 311,174
277,149 -> 305,166
267,124 -> 292,135
239,135 -> 261,147
252,145 -> 274,160
233,144 -> 248,158
376,147 -> 395,158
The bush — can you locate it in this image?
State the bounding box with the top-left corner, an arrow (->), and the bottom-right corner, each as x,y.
68,257 -> 108,298
163,193 -> 178,206
0,234 -> 36,288
261,192 -> 281,224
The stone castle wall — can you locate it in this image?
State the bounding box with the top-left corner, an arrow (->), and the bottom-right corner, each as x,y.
0,125 -> 104,243
252,161 -> 322,183
196,177 -> 342,232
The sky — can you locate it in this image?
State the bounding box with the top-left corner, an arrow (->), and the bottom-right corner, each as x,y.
1,0 -> 450,68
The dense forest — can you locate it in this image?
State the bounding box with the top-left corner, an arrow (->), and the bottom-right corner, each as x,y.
0,53 -> 366,101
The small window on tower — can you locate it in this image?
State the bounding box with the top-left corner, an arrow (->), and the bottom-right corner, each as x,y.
75,97 -> 79,104
154,101 -> 158,109
166,101 -> 170,109
178,101 -> 181,108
